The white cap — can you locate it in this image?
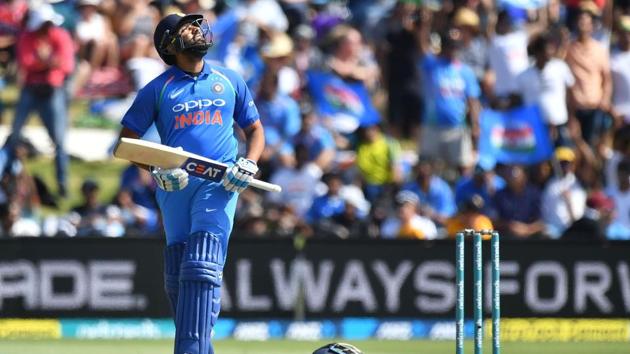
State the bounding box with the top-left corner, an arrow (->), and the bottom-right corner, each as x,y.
27,4 -> 64,31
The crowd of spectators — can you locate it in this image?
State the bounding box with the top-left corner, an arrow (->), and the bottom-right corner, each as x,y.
0,0 -> 629,241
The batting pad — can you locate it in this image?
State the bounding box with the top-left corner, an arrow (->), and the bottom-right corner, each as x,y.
175,232 -> 224,354
164,242 -> 185,318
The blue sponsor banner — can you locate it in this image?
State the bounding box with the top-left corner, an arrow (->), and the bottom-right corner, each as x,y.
306,70 -> 380,133
479,105 -> 553,166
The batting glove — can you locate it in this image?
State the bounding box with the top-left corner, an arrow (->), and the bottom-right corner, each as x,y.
222,157 -> 258,193
151,166 -> 189,192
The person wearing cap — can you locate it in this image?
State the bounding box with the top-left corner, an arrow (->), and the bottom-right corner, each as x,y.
541,147 -> 587,238
118,13 -> 265,354
565,0 -> 613,151
381,190 -> 438,239
11,3 -> 74,198
611,16 -> 630,123
256,32 -> 301,167
561,190 -> 615,241
453,7 -> 488,81
446,193 -> 494,238
454,160 -> 505,218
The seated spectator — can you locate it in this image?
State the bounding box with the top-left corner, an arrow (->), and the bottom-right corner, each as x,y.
1,136 -> 40,218
356,120 -> 402,202
542,147 -> 587,238
446,194 -> 494,239
605,125 -> 630,191
0,0 -> 28,72
69,179 -> 124,237
75,0 -> 119,69
314,186 -> 372,239
454,162 -> 505,218
494,165 -> 546,239
307,172 -> 345,224
0,200 -> 40,237
381,190 -> 437,240
267,144 -> 323,217
607,158 -> 630,237
112,189 -> 159,236
291,103 -> 336,172
402,157 -> 456,225
562,191 -> 615,241
119,165 -> 158,211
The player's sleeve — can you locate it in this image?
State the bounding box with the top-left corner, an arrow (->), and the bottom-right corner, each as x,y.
226,70 -> 260,129
120,84 -> 158,136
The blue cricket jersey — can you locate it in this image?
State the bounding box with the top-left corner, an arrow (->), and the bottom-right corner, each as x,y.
121,60 -> 260,165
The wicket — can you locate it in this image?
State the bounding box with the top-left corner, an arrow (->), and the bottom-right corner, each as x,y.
455,229 -> 500,354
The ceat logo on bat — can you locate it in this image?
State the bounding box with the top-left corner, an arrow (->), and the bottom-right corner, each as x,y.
183,158 -> 226,182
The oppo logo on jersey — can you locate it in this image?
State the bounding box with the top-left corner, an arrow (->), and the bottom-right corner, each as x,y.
172,99 -> 226,113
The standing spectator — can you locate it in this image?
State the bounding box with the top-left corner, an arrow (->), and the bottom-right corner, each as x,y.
487,10 -> 531,99
607,158 -> 630,235
541,147 -> 587,238
356,121 -> 402,202
566,1 -> 613,153
562,191 -> 615,241
516,33 -> 575,146
494,165 -> 546,239
419,28 -> 481,171
11,4 -> 74,197
325,24 -> 380,90
611,16 -> 630,124
402,157 -> 456,226
453,7 -> 488,82
381,190 -> 438,240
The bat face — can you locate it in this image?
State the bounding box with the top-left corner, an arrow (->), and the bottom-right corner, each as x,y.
182,157 -> 226,182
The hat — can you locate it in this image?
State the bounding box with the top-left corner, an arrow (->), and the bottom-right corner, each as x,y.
555,146 -> 576,162
586,191 -> 614,212
294,24 -> 315,40
26,4 -> 64,31
260,32 -> 293,59
619,16 -> 630,32
454,8 -> 480,28
396,190 -> 420,206
578,1 -> 601,17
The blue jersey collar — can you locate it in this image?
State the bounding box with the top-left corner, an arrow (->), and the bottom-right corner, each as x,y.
172,60 -> 212,79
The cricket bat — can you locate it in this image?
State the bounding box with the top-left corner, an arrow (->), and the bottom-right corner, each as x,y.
113,138 -> 281,193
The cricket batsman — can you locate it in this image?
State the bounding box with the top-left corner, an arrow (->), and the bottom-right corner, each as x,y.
117,13 -> 264,354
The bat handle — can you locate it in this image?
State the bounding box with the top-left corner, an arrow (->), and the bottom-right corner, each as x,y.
249,178 -> 282,193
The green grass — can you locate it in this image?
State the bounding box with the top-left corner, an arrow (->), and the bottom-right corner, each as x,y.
0,339 -> 627,354
26,157 -> 129,215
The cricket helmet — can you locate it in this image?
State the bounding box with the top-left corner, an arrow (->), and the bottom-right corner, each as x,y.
153,13 -> 213,65
312,343 -> 363,354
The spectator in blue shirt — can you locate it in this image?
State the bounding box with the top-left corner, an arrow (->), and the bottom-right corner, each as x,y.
493,165 -> 546,239
291,103 -> 336,171
402,157 -> 456,225
256,70 -> 301,166
455,162 -> 505,218
307,172 -> 345,223
419,28 -> 481,171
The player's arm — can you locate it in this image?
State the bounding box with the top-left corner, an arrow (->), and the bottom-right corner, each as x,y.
242,120 -> 265,163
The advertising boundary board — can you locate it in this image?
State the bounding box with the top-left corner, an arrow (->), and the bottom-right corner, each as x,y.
0,238 -> 629,319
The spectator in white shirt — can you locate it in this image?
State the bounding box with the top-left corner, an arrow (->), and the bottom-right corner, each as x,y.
381,190 -> 438,240
607,158 -> 630,234
611,16 -> 630,124
542,147 -> 587,238
516,33 -> 575,146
